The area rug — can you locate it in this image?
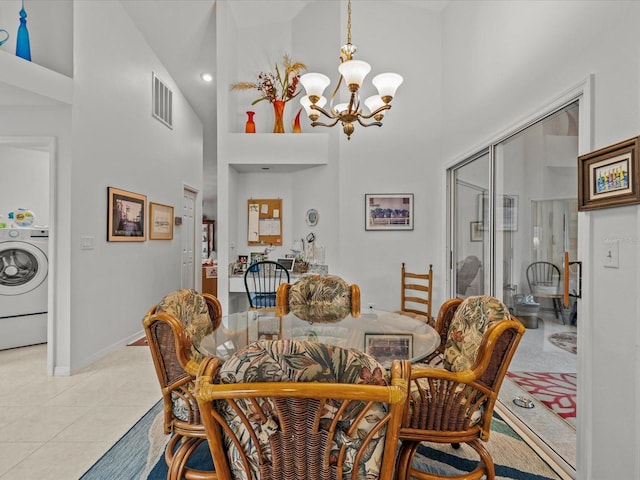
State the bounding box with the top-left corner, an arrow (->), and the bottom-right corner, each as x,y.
507,372 -> 577,426
548,331 -> 577,354
81,400 -> 563,480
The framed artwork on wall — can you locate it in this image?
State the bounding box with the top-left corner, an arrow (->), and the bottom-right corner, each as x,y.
149,202 -> 174,240
578,136 -> 640,211
107,187 -> 146,241
365,193 -> 414,231
470,221 -> 483,241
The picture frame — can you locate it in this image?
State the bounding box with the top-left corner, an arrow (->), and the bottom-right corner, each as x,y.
107,187 -> 146,241
470,221 -> 483,241
250,252 -> 264,264
364,333 -> 413,365
578,136 -> 640,211
149,202 -> 174,240
365,193 -> 414,231
478,193 -> 519,231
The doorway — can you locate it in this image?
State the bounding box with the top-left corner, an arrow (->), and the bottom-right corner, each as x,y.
181,186 -> 197,289
448,101 -> 580,472
0,136 -> 56,373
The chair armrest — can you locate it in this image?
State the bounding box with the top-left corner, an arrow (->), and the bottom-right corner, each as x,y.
351,284 -> 361,317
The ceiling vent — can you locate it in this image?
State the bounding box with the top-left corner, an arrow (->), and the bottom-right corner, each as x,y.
152,73 -> 173,129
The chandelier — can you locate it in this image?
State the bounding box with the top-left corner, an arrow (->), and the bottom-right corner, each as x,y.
299,0 -> 403,140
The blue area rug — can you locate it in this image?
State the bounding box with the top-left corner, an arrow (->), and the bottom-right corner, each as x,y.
81,400 -> 562,480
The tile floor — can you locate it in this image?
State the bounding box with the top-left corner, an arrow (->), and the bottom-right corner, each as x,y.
498,309 -> 577,478
0,309 -> 577,480
0,343 -> 159,480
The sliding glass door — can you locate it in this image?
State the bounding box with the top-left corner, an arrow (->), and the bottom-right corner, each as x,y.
449,101 -> 579,309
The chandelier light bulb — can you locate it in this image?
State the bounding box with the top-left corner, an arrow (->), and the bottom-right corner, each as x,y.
301,95 -> 327,121
300,73 -> 331,103
372,72 -> 403,103
338,59 -> 371,91
365,95 -> 386,120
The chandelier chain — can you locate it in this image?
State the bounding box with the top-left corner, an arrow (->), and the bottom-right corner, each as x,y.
347,0 -> 351,46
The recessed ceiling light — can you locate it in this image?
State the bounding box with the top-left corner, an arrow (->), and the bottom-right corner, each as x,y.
201,73 -> 213,82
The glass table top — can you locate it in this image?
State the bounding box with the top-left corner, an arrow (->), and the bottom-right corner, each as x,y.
196,308 -> 440,367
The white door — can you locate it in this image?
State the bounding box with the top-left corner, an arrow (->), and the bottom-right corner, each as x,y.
181,187 -> 197,289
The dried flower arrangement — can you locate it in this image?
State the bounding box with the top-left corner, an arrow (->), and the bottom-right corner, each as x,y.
231,54 -> 307,105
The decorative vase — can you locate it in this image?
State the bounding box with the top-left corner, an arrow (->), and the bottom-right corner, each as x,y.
245,111 -> 256,133
272,100 -> 285,134
292,108 -> 302,133
15,0 -> 31,61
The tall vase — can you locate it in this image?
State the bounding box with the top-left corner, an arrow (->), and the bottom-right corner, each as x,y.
272,100 -> 285,134
15,0 -> 31,61
245,111 -> 256,133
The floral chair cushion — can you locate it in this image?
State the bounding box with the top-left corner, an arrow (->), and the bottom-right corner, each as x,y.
288,275 -> 353,322
155,288 -> 213,366
217,339 -> 389,480
443,295 -> 511,372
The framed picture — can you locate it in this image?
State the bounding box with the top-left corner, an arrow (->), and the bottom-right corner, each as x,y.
107,187 -> 146,241
478,193 -> 518,231
250,252 -> 264,264
149,202 -> 174,240
364,333 -> 413,364
578,136 -> 640,211
470,221 -> 483,241
365,193 -> 414,231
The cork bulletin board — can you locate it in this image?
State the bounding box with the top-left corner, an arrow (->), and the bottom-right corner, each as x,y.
247,198 -> 282,246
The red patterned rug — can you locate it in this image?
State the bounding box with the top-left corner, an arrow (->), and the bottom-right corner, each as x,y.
507,372 -> 576,425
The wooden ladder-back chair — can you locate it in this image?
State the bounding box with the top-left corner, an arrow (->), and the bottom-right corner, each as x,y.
142,289 -> 222,480
400,263 -> 434,324
396,296 -> 525,480
196,339 -> 409,480
275,274 -> 361,321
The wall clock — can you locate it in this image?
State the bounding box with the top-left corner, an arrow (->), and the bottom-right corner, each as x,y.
305,208 -> 319,226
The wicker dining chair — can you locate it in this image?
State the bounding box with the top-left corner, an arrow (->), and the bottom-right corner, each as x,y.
195,339 -> 409,480
420,297 -> 463,367
396,296 -> 525,480
142,288 -> 222,480
275,274 -> 361,321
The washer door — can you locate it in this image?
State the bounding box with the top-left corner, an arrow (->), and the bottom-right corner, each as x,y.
0,241 -> 48,295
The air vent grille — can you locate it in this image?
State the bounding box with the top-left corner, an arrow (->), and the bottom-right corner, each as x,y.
152,73 -> 173,129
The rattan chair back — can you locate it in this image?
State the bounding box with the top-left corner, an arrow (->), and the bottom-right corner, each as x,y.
142,289 -> 222,480
196,340 -> 409,480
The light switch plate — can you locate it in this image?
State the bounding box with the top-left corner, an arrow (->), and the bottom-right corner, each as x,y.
603,239 -> 619,268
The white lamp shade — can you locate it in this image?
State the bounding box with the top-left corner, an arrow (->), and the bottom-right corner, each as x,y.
372,72 -> 403,98
333,103 -> 349,115
365,95 -> 385,115
338,59 -> 371,88
301,95 -> 327,115
299,73 -> 331,99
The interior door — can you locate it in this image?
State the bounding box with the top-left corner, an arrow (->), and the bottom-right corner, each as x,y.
182,187 -> 196,289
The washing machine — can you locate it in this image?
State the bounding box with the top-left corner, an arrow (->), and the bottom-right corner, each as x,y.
0,228 -> 49,350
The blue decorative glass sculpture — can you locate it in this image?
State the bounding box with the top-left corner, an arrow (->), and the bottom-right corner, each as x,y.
16,0 -> 31,61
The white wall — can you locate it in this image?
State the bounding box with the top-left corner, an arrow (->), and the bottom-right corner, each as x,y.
67,2 -> 204,372
440,1 -> 640,478
0,145 -> 49,226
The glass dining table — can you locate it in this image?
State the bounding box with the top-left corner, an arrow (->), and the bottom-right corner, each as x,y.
196,307 -> 440,368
